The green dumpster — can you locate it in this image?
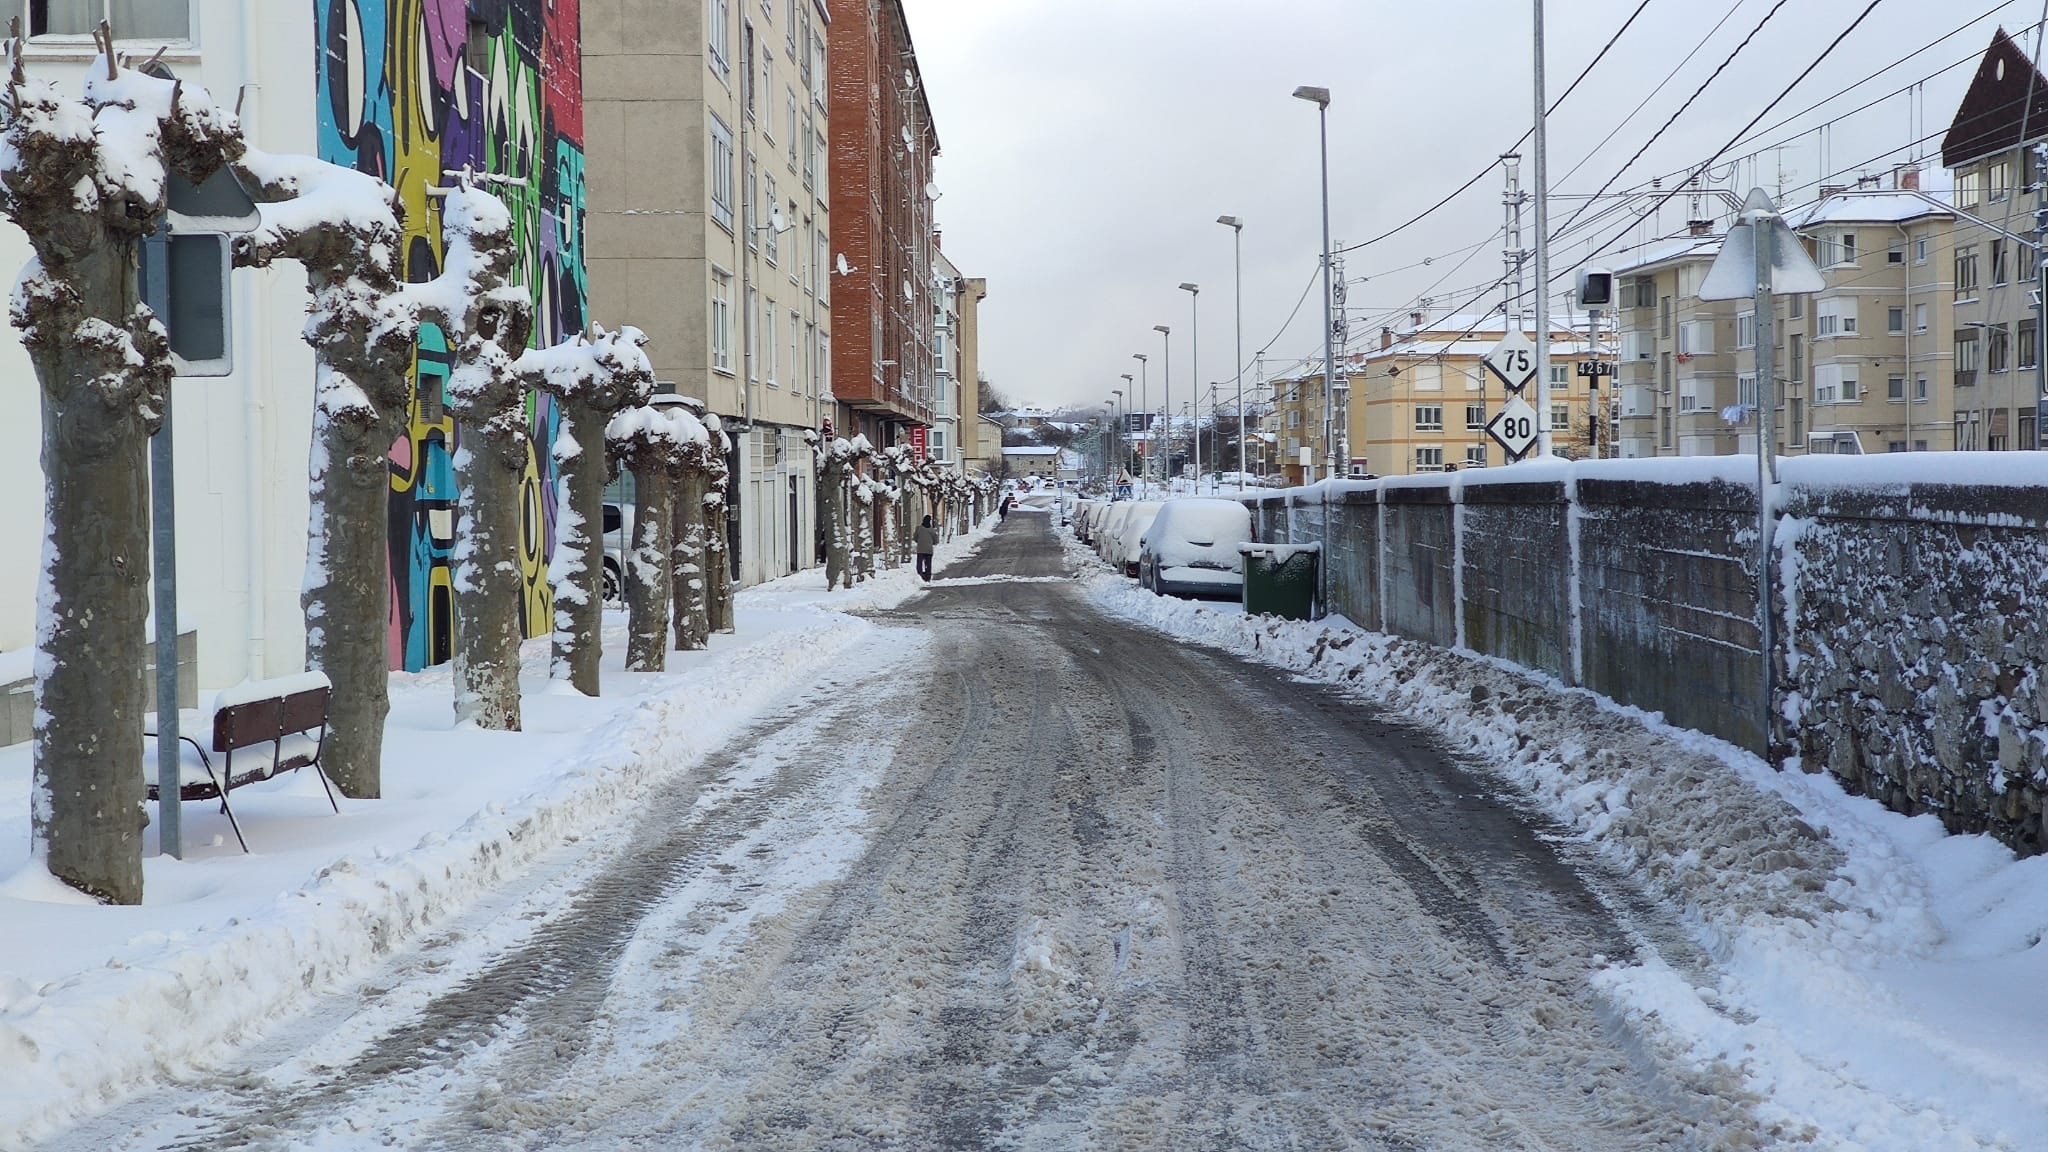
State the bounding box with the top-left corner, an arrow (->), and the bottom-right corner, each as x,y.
1240,542 -> 1320,620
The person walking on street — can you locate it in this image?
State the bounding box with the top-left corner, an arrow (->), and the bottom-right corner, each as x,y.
914,515 -> 939,581
999,495 -> 1013,521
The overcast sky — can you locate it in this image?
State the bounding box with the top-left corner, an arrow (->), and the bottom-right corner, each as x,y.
899,0 -> 2021,415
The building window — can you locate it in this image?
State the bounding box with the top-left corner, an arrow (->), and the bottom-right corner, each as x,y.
1551,402 -> 1569,430
2022,318 -> 2039,370
1815,297 -> 1856,338
1955,245 -> 1979,299
1916,237 -> 1928,263
1993,239 -> 2010,286
1659,296 -> 1672,338
744,151 -> 759,251
2024,414 -> 2039,450
790,311 -> 803,393
1790,334 -> 1803,385
708,0 -> 730,75
1828,232 -> 1857,267
1737,311 -> 1755,349
1464,445 -> 1488,468
1991,158 -> 2013,201
746,285 -> 760,382
709,115 -> 735,231
1887,307 -> 1904,335
763,176 -> 780,264
1989,323 -> 2011,373
1888,374 -> 1906,401
1679,381 -> 1698,412
1955,329 -> 1979,387
1814,365 -> 1856,404
1789,293 -> 1804,320
1888,242 -> 1905,265
1790,397 -> 1803,440
1414,404 -> 1443,431
1465,402 -> 1485,430
1738,375 -> 1757,407
763,304 -> 778,386
30,0 -> 188,37
1549,363 -> 1568,386
1958,168 -> 1983,206
1916,375 -> 1929,401
1914,303 -> 1929,332
711,268 -> 734,374
787,93 -> 799,169
815,231 -> 829,299
1414,447 -> 1444,472
1660,408 -> 1673,448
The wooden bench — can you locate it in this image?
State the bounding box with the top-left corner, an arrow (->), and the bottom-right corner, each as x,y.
144,671 -> 339,853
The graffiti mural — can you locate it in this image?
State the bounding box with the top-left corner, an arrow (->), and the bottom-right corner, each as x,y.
315,0 -> 587,670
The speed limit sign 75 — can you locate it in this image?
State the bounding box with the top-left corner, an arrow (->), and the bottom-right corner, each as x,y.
1483,328 -> 1538,394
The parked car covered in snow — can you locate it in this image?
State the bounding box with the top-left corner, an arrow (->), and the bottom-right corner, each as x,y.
1111,501 -> 1164,577
1137,498 -> 1254,598
1093,503 -> 1131,563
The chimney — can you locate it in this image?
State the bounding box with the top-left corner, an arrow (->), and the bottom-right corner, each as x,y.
1409,310 -> 1425,330
1894,164 -> 1921,191
1687,218 -> 1713,237
1819,184 -> 1846,199
1380,326 -> 1394,351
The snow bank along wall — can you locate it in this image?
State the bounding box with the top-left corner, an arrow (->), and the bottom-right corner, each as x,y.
317,0 -> 588,671
1244,458 -> 2048,855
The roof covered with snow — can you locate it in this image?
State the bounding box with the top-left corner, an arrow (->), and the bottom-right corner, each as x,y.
1787,189 -> 1954,228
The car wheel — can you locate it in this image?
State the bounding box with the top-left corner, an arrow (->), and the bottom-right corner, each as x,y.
602,560 -> 624,607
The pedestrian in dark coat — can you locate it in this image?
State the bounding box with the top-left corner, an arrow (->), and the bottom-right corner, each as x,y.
914,515 -> 939,581
999,496 -> 1014,521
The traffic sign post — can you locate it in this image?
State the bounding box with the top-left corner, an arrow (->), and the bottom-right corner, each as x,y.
1484,395 -> 1540,461
1483,327 -> 1538,395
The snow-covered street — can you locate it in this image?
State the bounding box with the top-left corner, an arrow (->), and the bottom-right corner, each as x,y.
26,513 -> 1770,1151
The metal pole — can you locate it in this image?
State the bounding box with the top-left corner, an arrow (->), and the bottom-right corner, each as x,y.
1157,326 -> 1172,490
2037,143 -> 2047,448
1754,205 -> 1780,758
1190,291 -> 1201,486
1532,0 -> 1555,457
1316,103 -> 1337,482
143,236 -> 181,859
1233,223 -> 1246,489
1135,354 -> 1148,498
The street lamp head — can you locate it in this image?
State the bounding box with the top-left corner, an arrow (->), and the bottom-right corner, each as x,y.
1292,85 -> 1331,108
1217,215 -> 1243,230
1178,282 -> 1199,294
1119,373 -> 1133,383
1133,354 -> 1147,363
1153,324 -> 1171,335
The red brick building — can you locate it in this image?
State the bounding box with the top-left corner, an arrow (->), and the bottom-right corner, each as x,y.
826,0 -> 939,447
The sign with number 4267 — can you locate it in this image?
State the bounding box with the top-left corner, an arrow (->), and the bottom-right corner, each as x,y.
1485,396 -> 1540,458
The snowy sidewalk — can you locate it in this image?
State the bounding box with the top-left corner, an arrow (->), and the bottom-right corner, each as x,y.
0,518 -> 995,1149
1069,526 -> 2048,1152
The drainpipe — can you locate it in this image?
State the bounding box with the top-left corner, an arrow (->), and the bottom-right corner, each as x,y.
240,11 -> 267,679
1896,222 -> 1912,453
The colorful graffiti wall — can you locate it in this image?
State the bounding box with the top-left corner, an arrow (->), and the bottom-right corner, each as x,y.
313,0 -> 586,670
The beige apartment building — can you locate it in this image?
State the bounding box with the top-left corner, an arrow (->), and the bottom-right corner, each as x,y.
584,0 -> 834,586
1941,29 -> 2048,451
1272,314 -> 1602,480
1613,183 -> 1959,458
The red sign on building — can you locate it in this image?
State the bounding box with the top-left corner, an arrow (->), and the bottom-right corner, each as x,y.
909,425 -> 929,461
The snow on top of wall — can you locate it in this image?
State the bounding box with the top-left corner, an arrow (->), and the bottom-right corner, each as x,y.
1778,451 -> 2048,491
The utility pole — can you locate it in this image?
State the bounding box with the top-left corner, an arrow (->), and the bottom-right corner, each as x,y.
1133,354 -> 1148,497
1219,216 -> 1246,489
1294,86 -> 1336,482
1154,324 -> 1172,489
1531,0 -> 1555,457
1180,283 -> 1200,486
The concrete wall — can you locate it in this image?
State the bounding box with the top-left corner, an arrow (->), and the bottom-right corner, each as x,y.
1236,455 -> 2048,855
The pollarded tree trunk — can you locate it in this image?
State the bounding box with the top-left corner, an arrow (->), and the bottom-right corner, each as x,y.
622,456 -> 671,671
672,456 -> 711,651
5,46 -> 244,903
435,187 -> 532,731
704,484 -> 736,635
532,328 -> 653,695
234,150 -> 415,800
820,458 -> 850,590
24,247 -> 162,905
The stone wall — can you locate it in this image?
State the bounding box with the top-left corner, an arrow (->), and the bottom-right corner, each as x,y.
1781,478 -> 2048,852
1228,456 -> 2048,855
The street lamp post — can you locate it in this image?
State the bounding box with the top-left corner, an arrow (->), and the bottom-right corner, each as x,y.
1112,385 -> 1126,484
1294,85 -> 1336,482
1217,216 -> 1245,490
1179,283 -> 1200,490
1132,355 -> 1148,497
1153,324 -> 1172,490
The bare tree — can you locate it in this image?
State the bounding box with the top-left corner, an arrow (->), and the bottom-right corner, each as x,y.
2,35 -> 242,902
701,414 -> 736,634
232,151 -> 416,800
416,183 -> 531,731
607,403 -> 705,671
811,431 -> 855,590
672,433 -> 713,651
524,327 -> 653,695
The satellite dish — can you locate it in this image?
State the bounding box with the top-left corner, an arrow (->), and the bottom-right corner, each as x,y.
836,253 -> 854,276
924,182 -> 941,201
901,125 -> 913,148
768,206 -> 789,233
903,280 -> 915,303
